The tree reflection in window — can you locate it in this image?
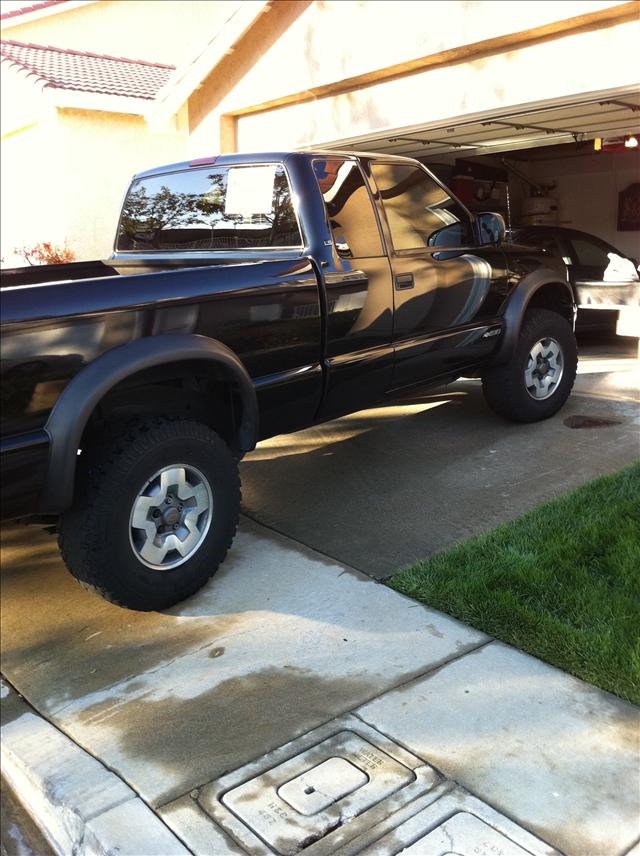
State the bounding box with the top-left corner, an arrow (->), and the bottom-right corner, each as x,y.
117,165 -> 301,251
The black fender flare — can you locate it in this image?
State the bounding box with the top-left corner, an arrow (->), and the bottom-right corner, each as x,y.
490,269 -> 576,366
39,333 -> 258,513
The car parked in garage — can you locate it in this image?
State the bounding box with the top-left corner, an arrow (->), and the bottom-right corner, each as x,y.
509,226 -> 639,331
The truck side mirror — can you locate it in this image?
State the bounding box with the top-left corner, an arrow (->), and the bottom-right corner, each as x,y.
427,222 -> 467,248
477,212 -> 506,246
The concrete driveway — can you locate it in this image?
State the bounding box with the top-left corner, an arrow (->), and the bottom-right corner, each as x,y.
240,339 -> 639,578
1,339 -> 638,856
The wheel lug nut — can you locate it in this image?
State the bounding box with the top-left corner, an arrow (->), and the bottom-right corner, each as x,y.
152,509 -> 161,518
173,523 -> 179,530
178,505 -> 183,511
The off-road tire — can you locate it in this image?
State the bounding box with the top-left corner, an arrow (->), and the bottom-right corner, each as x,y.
481,308 -> 577,423
59,418 -> 240,611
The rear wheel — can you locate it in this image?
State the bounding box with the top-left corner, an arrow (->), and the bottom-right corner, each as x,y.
482,308 -> 577,422
59,418 -> 240,611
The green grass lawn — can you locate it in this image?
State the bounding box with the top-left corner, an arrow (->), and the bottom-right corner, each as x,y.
390,462 -> 640,704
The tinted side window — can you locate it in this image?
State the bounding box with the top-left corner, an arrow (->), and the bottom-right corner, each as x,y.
117,164 -> 301,251
568,236 -> 615,270
371,163 -> 472,251
313,158 -> 383,258
517,232 -> 562,256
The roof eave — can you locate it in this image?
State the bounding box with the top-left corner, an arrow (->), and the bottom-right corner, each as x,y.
0,1 -> 97,28
145,0 -> 271,129
49,87 -> 153,116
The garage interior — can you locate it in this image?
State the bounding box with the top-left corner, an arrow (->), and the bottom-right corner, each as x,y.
330,92 -> 640,261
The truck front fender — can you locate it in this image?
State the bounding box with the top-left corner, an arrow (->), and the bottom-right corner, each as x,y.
490,270 -> 576,366
39,333 -> 258,513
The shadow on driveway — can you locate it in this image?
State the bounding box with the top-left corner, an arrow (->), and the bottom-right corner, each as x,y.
240,353 -> 639,578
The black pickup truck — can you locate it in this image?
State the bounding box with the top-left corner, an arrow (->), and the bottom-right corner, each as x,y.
0,151 -> 576,610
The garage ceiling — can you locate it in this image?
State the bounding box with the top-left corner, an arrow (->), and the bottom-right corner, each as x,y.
330,92 -> 640,160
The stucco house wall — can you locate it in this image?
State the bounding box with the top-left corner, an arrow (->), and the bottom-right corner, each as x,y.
226,22 -> 637,153
53,107 -> 187,260
181,0 -> 639,154
0,0 -> 249,262
0,0 -> 200,263
1,62 -> 63,262
1,89 -> 187,262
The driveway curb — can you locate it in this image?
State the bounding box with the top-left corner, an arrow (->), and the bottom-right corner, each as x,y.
0,678 -> 191,855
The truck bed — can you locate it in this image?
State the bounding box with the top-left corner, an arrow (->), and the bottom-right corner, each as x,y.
1,260 -> 120,288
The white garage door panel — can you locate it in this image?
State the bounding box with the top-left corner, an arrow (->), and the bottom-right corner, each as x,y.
348,93 -> 640,159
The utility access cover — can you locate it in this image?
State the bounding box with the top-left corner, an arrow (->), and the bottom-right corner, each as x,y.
221,731 -> 414,854
278,756 -> 368,815
197,716 -> 442,856
360,789 -> 560,856
400,813 -> 536,856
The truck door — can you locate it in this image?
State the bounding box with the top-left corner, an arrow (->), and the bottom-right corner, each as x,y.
313,158 -> 395,417
369,161 -> 509,389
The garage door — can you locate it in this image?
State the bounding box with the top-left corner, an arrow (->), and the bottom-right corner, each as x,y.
321,87 -> 640,160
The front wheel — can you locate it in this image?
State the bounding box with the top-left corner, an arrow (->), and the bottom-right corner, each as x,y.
59,419 -> 240,611
481,308 -> 577,423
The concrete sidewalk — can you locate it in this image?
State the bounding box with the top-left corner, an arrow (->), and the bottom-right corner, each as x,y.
1,517 -> 639,856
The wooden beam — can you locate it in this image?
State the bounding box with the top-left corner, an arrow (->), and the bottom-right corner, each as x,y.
227,1 -> 640,121
219,113 -> 237,154
188,0 -> 312,134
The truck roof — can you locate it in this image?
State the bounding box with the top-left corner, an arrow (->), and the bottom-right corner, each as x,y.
133,149 -> 419,179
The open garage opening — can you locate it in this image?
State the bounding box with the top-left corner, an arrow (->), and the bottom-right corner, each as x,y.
320,89 -> 640,346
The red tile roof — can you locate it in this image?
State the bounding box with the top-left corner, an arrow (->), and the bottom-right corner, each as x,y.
0,1 -> 71,21
0,39 -> 175,100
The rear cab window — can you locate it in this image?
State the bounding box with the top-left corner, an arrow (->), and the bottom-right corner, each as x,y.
117,163 -> 302,252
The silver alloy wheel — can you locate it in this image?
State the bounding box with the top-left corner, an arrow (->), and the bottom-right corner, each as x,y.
524,336 -> 564,401
129,464 -> 213,570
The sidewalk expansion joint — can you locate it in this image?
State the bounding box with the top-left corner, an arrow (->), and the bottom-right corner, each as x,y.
156,640 -> 494,815
357,637 -> 495,702
239,512 -> 378,580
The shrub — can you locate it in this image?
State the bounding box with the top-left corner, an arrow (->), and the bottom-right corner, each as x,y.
15,242 -> 76,265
